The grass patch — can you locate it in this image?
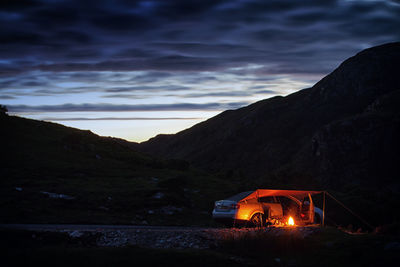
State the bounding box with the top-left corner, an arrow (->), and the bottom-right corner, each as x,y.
217,227 -> 400,266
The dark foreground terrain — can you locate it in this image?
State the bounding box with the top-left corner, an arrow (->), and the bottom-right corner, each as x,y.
0,113 -> 236,226
1,225 -> 400,267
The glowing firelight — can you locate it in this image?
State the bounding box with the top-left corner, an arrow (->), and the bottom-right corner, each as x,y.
288,216 -> 295,226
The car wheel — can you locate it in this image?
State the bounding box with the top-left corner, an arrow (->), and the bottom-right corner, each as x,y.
250,213 -> 263,228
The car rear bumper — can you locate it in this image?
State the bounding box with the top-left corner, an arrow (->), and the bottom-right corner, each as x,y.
212,210 -> 237,220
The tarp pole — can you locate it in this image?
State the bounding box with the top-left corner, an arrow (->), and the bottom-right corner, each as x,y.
322,191 -> 326,227
326,192 -> 374,230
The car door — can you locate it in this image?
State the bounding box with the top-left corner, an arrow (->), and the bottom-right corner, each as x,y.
259,196 -> 283,219
300,193 -> 315,223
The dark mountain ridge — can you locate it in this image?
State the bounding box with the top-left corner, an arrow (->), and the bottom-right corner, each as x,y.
139,42 -> 400,191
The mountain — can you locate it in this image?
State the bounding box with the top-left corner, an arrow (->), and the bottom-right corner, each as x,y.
0,114 -> 236,225
139,42 -> 400,193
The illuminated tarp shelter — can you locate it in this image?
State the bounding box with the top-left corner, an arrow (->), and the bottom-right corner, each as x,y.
234,189 -> 373,229
241,189 -> 323,202
239,189 -> 325,225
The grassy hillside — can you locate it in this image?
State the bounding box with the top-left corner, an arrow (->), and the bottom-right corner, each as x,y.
0,113 -> 238,225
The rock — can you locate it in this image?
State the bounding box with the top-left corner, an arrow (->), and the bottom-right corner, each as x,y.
40,191 -> 75,200
160,206 -> 183,215
69,231 -> 83,238
152,192 -> 164,199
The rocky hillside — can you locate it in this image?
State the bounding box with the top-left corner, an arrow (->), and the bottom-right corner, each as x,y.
139,43 -> 400,192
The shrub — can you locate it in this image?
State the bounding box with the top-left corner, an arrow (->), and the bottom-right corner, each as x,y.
0,104 -> 8,115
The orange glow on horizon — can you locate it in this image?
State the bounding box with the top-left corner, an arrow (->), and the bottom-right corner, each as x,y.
288,216 -> 295,226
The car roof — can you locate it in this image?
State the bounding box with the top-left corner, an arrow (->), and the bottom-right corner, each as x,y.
226,191 -> 254,201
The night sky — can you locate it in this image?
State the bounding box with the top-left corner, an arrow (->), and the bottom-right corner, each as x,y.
1,0 -> 399,141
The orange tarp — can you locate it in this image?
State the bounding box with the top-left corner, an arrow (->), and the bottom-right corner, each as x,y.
241,189 -> 322,202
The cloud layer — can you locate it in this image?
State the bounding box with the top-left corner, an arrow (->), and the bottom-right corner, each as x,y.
8,102 -> 248,112
1,0 -> 399,140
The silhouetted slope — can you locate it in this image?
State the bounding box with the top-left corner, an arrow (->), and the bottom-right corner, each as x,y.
139,43 -> 400,191
0,114 -> 235,224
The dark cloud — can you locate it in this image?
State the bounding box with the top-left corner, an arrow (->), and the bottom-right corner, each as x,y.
154,0 -> 228,20
128,72 -> 174,83
0,0 -> 399,78
35,55 -> 234,72
52,30 -> 94,44
255,90 -> 279,95
21,81 -> 46,87
150,42 -> 257,58
41,117 -> 203,121
0,79 -> 18,88
25,6 -> 82,28
105,85 -> 189,93
65,49 -> 103,60
100,94 -> 147,99
8,102 -> 249,112
247,86 -> 276,93
89,13 -> 154,32
0,95 -> 16,99
182,91 -> 256,98
0,31 -> 43,45
113,48 -> 159,59
0,0 -> 41,11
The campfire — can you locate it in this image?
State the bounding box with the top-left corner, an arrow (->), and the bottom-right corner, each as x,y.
287,216 -> 295,226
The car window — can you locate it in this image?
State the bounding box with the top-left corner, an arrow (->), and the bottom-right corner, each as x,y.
259,196 -> 276,203
226,191 -> 254,201
277,196 -> 299,207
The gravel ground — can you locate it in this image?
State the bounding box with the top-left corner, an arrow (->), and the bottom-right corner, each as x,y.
72,226 -> 321,249
0,224 -> 321,249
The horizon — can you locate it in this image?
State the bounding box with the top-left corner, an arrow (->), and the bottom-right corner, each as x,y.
1,0 -> 399,142
2,89 -> 297,142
